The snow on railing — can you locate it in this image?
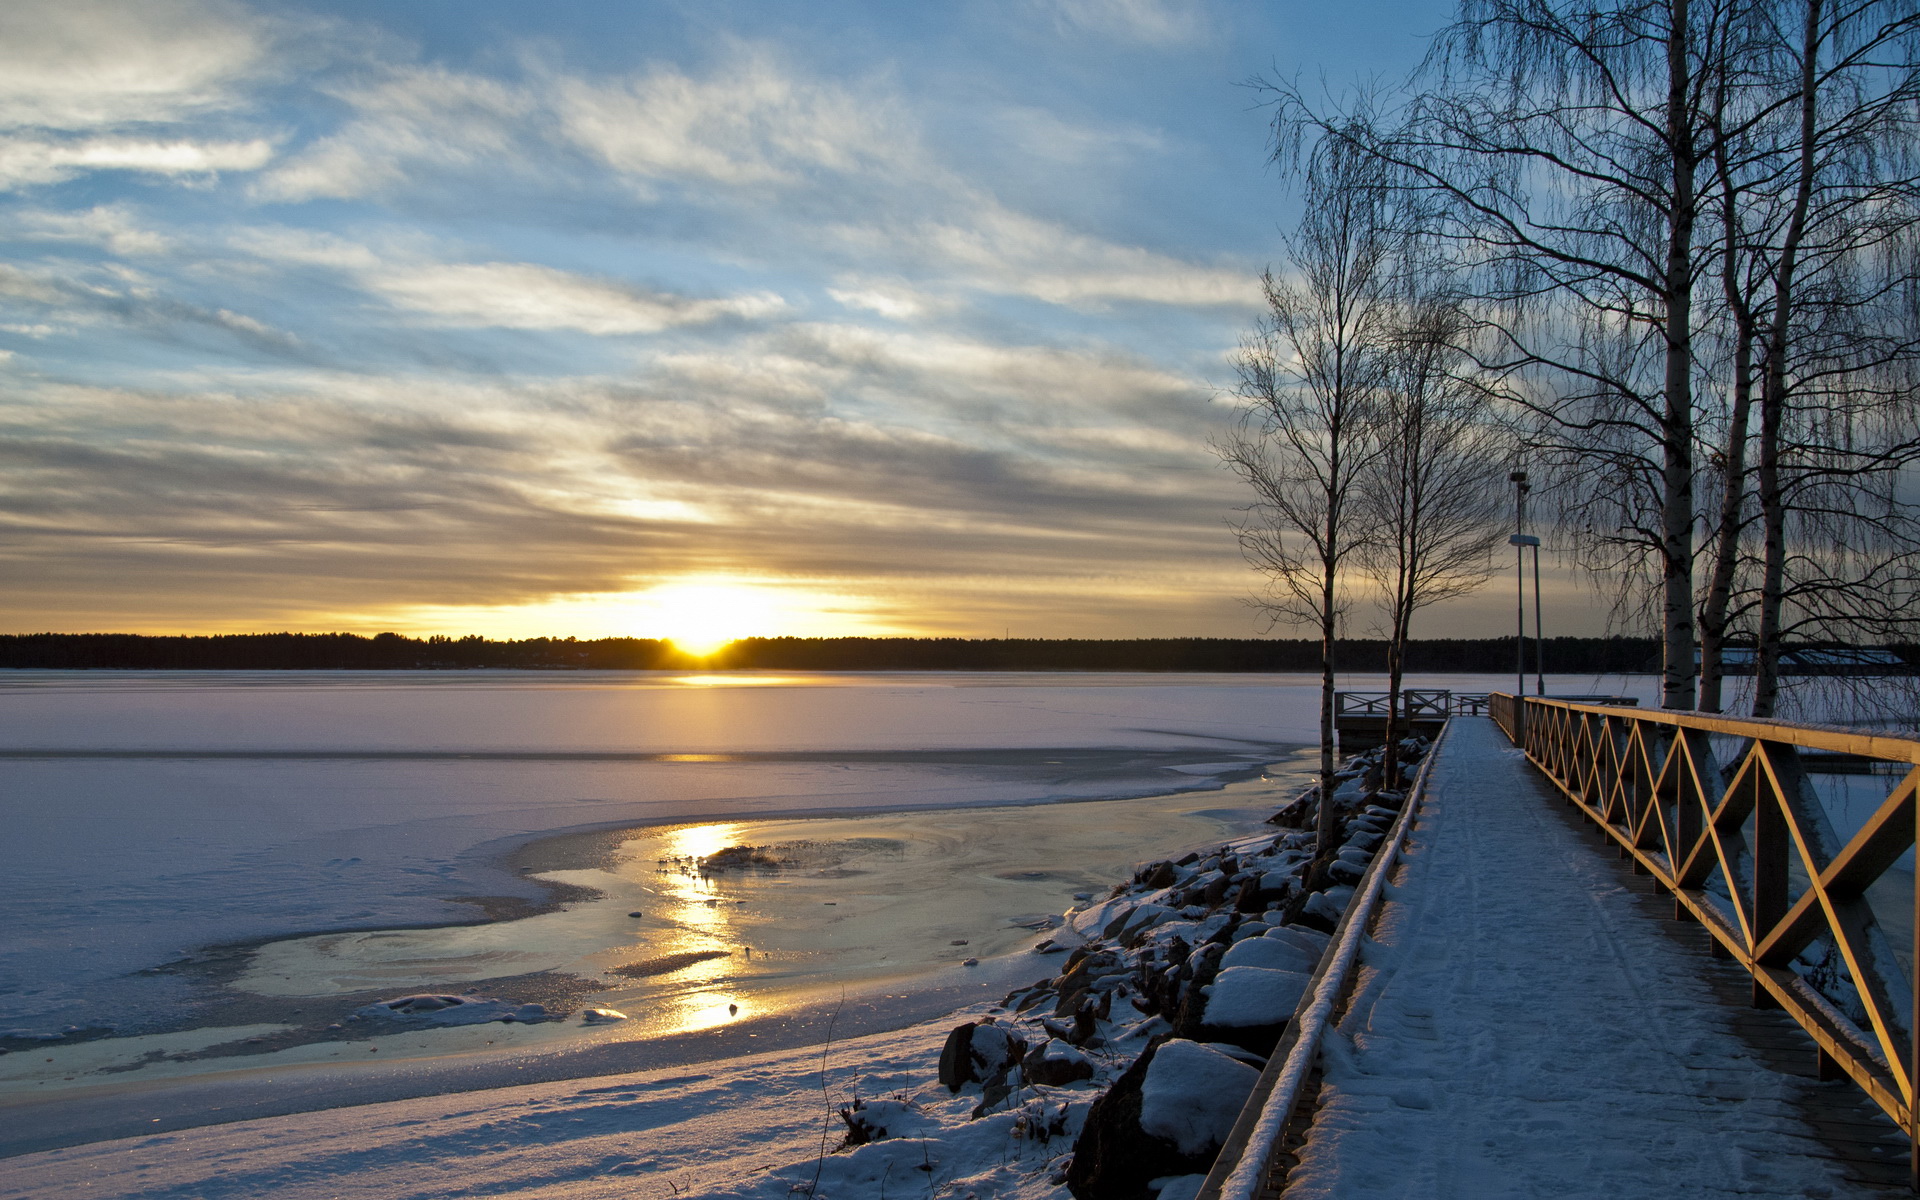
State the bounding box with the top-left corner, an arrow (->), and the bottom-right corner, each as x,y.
1493,693 -> 1920,1185
1193,718 -> 1450,1200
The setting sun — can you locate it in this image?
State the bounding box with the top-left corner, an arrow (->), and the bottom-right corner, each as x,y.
639,583 -> 775,656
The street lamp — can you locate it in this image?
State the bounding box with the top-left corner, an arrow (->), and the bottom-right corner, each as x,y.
1509,471 -> 1544,696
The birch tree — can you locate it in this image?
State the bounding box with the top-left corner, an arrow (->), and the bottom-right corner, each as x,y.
1219,133 -> 1394,860
1361,295 -> 1509,786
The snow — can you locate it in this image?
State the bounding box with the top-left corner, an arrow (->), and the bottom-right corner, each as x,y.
1138,1039 -> 1261,1155
0,792 -> 1349,1200
1281,717 -> 1867,1198
0,1015 -> 1087,1200
1201,967 -> 1310,1028
2,670 -> 1333,1036
18,671 -> 1787,1198
1218,937 -> 1316,973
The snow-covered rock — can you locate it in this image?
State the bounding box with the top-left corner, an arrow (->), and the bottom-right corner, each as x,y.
1024,1037 -> 1094,1085
1204,967 -> 1310,1030
1221,936 -> 1317,973
1139,1039 -> 1261,1155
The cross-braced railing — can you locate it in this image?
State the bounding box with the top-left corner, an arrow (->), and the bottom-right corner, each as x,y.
1334,688 -> 1452,718
1493,695 -> 1920,1171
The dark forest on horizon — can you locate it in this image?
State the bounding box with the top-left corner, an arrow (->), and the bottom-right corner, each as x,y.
2,630 -> 1696,672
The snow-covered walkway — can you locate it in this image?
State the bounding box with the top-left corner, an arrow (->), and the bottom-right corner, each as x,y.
1281,717 -> 1902,1199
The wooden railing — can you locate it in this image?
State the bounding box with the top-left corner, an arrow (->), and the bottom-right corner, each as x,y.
1492,694 -> 1919,1166
1195,719 -> 1448,1200
1334,689 -> 1451,718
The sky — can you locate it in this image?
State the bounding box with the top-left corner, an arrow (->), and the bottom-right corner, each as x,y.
0,0 -> 1610,643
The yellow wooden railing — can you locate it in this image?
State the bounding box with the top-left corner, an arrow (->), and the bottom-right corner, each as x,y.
1492,694 -> 1919,1167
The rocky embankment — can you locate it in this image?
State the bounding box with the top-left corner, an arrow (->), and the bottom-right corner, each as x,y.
826,736 -> 1427,1200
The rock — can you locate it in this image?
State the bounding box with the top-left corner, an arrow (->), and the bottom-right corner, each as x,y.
1326,858 -> 1365,884
1066,1039 -> 1257,1200
1199,874 -> 1230,906
1232,879 -> 1264,912
581,1007 -> 628,1024
1024,1038 -> 1095,1086
1263,925 -> 1330,958
1199,966 -> 1310,1054
1136,860 -> 1178,889
938,1023 -> 975,1091
938,1020 -> 1028,1092
1221,937 -> 1316,973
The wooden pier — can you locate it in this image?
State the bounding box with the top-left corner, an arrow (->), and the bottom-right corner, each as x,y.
1203,705 -> 1916,1198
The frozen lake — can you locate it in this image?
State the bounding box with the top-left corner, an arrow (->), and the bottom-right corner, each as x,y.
2,669 -> 1356,1104
7,666 -> 1908,1159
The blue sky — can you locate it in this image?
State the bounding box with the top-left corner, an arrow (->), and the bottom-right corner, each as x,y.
0,0 -> 1594,643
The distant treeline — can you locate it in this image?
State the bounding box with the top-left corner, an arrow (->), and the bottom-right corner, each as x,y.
0,632 -> 1685,673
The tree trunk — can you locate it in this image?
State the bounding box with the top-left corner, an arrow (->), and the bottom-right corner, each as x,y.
1382,590 -> 1408,791
1660,0 -> 1700,711
1699,324 -> 1754,713
1317,571 -> 1338,856
1754,0 -> 1823,719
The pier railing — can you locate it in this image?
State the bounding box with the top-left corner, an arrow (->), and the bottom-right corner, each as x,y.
1492,694 -> 1920,1162
1333,689 -> 1452,719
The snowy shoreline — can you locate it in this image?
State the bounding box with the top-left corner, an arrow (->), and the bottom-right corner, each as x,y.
1,736 -> 1421,1200
1,761 -> 1314,1155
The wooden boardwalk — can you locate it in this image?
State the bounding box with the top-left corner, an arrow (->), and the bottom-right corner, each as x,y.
1275,717 -> 1909,1198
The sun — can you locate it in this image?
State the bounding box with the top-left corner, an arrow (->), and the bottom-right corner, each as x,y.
640,583 -> 780,657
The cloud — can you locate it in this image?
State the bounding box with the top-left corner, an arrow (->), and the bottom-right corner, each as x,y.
256,48 -> 901,203
0,137 -> 274,190
226,228 -> 787,337
0,2 -> 277,191
828,278 -> 946,321
830,202 -> 1258,310
1037,0 -> 1211,45
366,262 -> 785,335
250,46 -> 1250,316
554,50 -> 898,187
0,313 -> 1244,635
8,205 -> 174,256
0,261 -> 305,356
0,0 -> 268,131
251,66 -> 529,203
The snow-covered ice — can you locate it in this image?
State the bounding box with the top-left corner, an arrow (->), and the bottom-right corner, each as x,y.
2,670 -> 1334,1037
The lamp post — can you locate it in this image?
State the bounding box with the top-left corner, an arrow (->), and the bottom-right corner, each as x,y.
1509,471 -> 1540,698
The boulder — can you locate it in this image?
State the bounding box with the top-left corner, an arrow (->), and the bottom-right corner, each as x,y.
1066,1038 -> 1258,1200
939,1020 -> 1028,1092
1220,936 -> 1317,973
1200,966 -> 1311,1056
1024,1037 -> 1095,1086
1135,860 -> 1178,890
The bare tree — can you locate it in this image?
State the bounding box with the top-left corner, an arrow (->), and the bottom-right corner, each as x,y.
1689,0 -> 1920,714
1219,133 -> 1396,860
1361,294 -> 1510,786
1734,0 -> 1920,716
1275,0 -> 1760,710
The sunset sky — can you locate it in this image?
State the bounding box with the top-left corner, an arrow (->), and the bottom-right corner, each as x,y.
0,0 -> 1609,643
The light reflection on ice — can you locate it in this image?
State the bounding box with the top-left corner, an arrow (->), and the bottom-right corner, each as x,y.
149,768 -> 1310,1088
